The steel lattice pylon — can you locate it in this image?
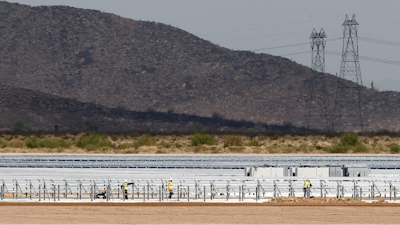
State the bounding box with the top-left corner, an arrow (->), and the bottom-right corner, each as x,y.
304,28 -> 330,130
333,14 -> 369,132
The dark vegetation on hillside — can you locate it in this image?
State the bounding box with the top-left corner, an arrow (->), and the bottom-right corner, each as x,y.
0,2 -> 399,132
0,85 -> 305,132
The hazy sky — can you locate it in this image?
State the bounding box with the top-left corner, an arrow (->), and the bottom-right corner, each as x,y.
7,0 -> 400,91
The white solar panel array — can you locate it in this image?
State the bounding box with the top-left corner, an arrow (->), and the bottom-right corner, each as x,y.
1,168 -> 400,203
1,155 -> 400,169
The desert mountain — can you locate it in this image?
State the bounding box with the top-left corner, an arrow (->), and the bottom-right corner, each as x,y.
0,2 -> 398,132
0,84 -> 298,132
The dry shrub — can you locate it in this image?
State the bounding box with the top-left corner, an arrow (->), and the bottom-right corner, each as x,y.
223,135 -> 243,148
158,141 -> 171,148
119,142 -> 136,149
252,147 -> 263,154
122,149 -> 138,154
194,145 -> 209,153
388,144 -> 400,154
228,146 -> 244,153
209,146 -> 220,154
175,142 -> 183,148
192,133 -> 217,146
7,140 -> 25,148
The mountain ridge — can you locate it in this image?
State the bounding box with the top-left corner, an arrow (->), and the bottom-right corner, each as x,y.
0,1 -> 399,132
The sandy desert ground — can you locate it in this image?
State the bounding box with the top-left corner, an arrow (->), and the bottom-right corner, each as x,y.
0,202 -> 399,224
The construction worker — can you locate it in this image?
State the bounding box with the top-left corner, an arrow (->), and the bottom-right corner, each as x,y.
121,179 -> 134,200
303,179 -> 312,197
168,178 -> 174,199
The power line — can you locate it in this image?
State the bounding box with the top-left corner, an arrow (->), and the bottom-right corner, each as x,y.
200,15 -> 345,36
326,50 -> 400,66
357,14 -> 400,25
359,36 -> 400,47
271,49 -> 400,66
253,37 -> 341,52
218,30 -> 310,43
280,51 -> 311,57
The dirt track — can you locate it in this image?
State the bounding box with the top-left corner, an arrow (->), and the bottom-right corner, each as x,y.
1,203 -> 399,224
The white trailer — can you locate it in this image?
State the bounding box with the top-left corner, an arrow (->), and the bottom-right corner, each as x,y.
291,167 -> 329,177
245,166 -> 284,177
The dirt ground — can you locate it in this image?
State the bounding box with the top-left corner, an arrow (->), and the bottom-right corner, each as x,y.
0,202 -> 399,224
268,196 -> 390,205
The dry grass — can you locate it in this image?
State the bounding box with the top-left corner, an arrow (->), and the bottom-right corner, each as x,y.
0,133 -> 399,154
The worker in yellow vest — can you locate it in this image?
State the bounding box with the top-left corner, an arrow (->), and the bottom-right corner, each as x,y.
121,179 -> 134,200
303,179 -> 312,197
168,178 -> 174,199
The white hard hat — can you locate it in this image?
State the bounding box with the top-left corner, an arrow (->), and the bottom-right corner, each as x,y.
169,178 -> 172,181
124,179 -> 127,182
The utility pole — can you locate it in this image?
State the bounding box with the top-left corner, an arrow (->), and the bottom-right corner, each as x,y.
333,14 -> 369,132
304,28 -> 330,130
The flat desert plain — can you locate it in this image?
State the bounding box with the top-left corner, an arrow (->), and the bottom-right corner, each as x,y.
0,202 -> 399,224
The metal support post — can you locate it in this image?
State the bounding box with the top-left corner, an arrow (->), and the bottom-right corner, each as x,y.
226,185 -> 229,201
394,187 -> 396,201
15,180 -> 18,200
159,187 -> 161,202
134,184 -> 137,199
117,185 -> 120,200
187,186 -> 190,202
177,185 -> 180,202
242,185 -> 245,201
239,186 -> 241,201
79,183 -> 82,200
39,185 -> 41,202
91,184 -> 93,202
106,185 -> 109,202
143,186 -> 145,202
65,181 -> 68,199
203,186 -> 206,202
53,186 -> 56,202
390,185 -> 392,200
341,186 -> 344,199
1,184 -> 3,201
147,185 -> 149,200
320,181 -> 323,198
210,185 -> 213,200
371,185 -> 374,200
337,183 -> 339,198
360,188 -> 362,201
122,186 -> 124,202
273,184 -> 276,199
256,186 -> 258,201
162,186 -> 164,201
195,183 -> 198,200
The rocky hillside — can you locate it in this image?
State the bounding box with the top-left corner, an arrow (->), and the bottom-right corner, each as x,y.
0,84 -> 300,132
0,2 -> 399,132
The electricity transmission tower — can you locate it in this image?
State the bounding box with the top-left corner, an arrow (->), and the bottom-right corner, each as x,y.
304,28 -> 330,130
333,14 -> 369,132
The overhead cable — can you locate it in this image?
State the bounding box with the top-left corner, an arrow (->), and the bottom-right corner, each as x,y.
200,15 -> 345,36
253,37 -> 342,52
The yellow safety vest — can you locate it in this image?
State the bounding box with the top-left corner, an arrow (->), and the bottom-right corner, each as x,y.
168,182 -> 173,191
304,181 -> 311,188
124,183 -> 129,191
